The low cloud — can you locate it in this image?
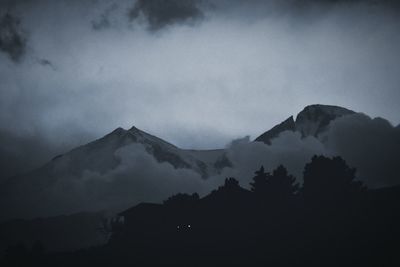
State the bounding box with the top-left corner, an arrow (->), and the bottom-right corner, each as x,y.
0,132 -> 325,220
220,113 -> 400,189
0,143 -> 221,220
0,130 -> 55,181
0,128 -> 87,183
0,0 -> 400,220
323,113 -> 400,188
219,132 -> 328,188
226,113 -> 400,190
2,113 -> 400,220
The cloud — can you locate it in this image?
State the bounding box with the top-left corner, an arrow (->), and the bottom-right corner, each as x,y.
214,0 -> 400,10
225,113 -> 400,189
0,12 -> 26,62
0,129 -> 51,181
0,130 -> 326,220
219,132 -> 328,188
0,0 -> 400,215
0,143 -> 222,220
220,113 -> 400,189
1,113 -> 400,221
91,3 -> 119,31
75,144 -> 213,211
37,58 -> 56,70
0,127 -> 88,183
128,0 -> 204,31
323,113 -> 400,188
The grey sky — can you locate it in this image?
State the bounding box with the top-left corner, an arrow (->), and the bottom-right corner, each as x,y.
0,0 -> 400,178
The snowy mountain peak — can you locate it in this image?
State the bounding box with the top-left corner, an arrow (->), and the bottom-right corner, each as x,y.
255,104 -> 355,143
296,104 -> 354,121
295,104 -> 354,137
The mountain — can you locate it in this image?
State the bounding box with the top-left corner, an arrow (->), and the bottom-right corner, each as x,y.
3,125 -> 229,185
0,125 -> 230,221
46,125 -> 229,179
255,104 -> 355,144
255,116 -> 296,144
0,104 -> 359,221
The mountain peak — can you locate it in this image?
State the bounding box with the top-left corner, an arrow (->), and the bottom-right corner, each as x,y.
128,125 -> 140,132
255,104 -> 355,143
111,127 -> 126,134
296,104 -> 354,120
295,104 -> 355,137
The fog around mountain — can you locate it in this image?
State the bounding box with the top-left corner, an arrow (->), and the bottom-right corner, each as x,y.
1,104 -> 399,221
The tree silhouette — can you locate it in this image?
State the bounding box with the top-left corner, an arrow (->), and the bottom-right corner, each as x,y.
303,155 -> 366,209
250,166 -> 271,194
6,157 -> 400,266
250,165 -> 298,201
223,177 -> 240,189
269,165 -> 299,200
163,193 -> 199,208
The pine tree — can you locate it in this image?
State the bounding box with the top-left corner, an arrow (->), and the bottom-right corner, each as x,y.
250,166 -> 270,194
303,155 -> 366,208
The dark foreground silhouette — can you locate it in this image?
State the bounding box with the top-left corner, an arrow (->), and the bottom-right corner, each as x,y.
2,155 -> 400,266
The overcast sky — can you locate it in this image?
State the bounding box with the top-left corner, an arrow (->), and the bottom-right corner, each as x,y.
1,0 -> 400,177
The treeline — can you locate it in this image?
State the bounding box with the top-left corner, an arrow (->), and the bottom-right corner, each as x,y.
2,155 -> 400,266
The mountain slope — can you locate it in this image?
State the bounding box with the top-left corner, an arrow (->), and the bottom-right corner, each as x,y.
0,125 -> 230,220
26,125 -> 228,181
255,116 -> 296,144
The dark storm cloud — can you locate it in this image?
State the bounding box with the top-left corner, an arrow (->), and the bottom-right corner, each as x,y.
0,12 -> 26,62
0,0 -> 30,9
220,0 -> 400,9
128,0 -> 204,30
